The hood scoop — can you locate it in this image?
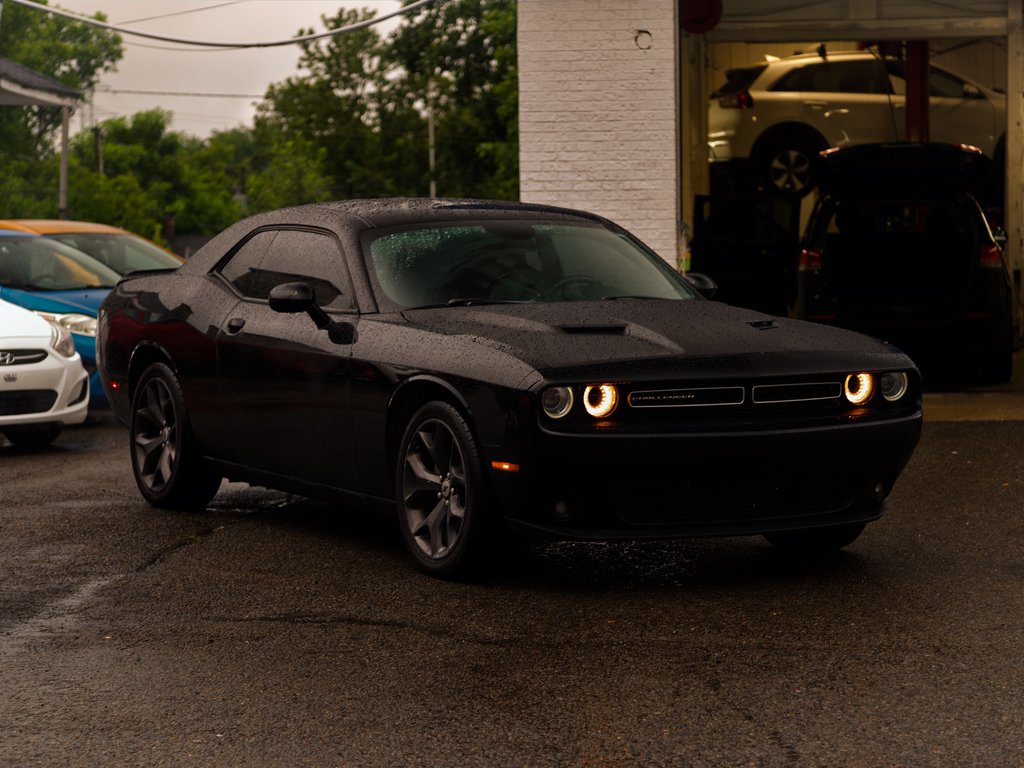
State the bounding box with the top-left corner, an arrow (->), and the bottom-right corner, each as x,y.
558,324 -> 627,335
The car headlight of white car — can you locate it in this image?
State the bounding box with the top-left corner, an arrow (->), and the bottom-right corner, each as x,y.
34,311 -> 97,337
47,321 -> 77,357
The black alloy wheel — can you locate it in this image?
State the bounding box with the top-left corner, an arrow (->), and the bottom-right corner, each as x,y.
397,401 -> 495,577
130,362 -> 221,510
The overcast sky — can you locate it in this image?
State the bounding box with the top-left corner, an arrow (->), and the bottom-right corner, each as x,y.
52,0 -> 404,138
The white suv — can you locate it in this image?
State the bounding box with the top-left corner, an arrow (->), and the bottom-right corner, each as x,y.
707,50 -> 1006,195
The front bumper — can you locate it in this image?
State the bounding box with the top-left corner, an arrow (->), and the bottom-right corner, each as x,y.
489,411 -> 921,540
0,351 -> 90,429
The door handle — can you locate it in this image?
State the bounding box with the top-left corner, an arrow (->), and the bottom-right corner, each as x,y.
226,317 -> 245,334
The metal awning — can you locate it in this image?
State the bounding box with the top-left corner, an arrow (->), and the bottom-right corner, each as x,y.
0,56 -> 79,107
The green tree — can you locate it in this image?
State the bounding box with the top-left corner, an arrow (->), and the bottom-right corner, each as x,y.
68,109 -> 242,235
0,0 -> 122,158
388,0 -> 518,199
257,8 -> 387,199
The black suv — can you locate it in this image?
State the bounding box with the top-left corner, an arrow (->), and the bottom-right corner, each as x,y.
791,143 -> 1014,383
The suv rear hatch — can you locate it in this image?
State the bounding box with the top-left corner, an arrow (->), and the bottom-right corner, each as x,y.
816,195 -> 980,317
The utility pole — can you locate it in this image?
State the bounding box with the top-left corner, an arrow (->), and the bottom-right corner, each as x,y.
93,126 -> 104,175
59,106 -> 69,219
427,84 -> 437,198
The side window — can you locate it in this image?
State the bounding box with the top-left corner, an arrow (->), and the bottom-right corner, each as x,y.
251,229 -> 354,311
886,62 -> 969,99
773,60 -> 890,94
929,69 -> 968,98
219,230 -> 277,296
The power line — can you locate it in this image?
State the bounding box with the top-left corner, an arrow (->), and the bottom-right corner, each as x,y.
96,87 -> 264,99
117,1 -> 247,25
7,0 -> 439,49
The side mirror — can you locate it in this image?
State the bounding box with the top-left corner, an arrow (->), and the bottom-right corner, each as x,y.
269,281 -> 317,314
269,281 -> 357,345
963,82 -> 982,99
682,271 -> 718,299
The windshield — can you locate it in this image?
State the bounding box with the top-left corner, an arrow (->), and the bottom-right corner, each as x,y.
367,221 -> 695,308
0,236 -> 120,291
49,232 -> 183,274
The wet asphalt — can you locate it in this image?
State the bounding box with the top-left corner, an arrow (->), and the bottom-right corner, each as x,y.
1,398 -> 1022,766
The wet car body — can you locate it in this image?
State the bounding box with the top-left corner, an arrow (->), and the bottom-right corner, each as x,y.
793,143 -> 1014,382
0,230 -> 120,406
0,219 -> 183,274
98,199 -> 922,576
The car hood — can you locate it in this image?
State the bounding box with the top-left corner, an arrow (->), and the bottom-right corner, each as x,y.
0,286 -> 108,316
0,298 -> 52,339
402,300 -> 907,381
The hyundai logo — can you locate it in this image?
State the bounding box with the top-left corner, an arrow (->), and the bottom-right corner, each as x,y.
0,351 -> 14,366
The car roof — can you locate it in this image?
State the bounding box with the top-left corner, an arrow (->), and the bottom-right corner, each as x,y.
0,219 -> 130,235
265,197 -> 610,229
817,142 -> 992,195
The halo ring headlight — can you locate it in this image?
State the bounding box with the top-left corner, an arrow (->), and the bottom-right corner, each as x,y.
844,373 -> 874,405
879,372 -> 909,402
541,386 -> 574,419
583,384 -> 618,418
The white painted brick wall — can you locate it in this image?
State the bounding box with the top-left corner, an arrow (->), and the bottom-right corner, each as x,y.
518,0 -> 679,264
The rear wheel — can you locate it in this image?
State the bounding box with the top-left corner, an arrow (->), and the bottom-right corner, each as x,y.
396,401 -> 497,578
3,424 -> 61,449
764,522 -> 866,553
130,362 -> 221,510
754,132 -> 828,196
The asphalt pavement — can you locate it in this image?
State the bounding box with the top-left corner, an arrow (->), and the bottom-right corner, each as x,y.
1,368 -> 1022,766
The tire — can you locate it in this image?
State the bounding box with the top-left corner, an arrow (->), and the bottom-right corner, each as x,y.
130,362 -> 221,510
764,522 -> 866,553
3,424 -> 61,449
396,401 -> 498,578
754,133 -> 827,197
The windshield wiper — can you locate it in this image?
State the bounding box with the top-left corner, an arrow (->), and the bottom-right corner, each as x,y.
601,294 -> 671,301
409,298 -> 535,309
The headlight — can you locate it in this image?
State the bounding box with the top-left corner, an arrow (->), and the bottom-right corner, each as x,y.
583,384 -> 618,418
48,321 -> 77,357
879,371 -> 909,402
541,386 -> 574,419
844,373 -> 874,405
34,311 -> 97,337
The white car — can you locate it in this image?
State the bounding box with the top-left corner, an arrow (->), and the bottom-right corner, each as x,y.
0,298 -> 89,447
707,50 -> 1006,195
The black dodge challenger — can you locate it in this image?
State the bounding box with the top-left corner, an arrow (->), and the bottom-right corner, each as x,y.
97,199 -> 922,577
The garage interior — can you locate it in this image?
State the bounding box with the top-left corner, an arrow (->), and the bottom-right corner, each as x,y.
679,0 -> 1023,344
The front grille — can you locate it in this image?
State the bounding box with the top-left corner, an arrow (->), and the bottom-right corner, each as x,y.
617,472 -> 859,527
0,349 -> 47,366
0,390 -> 58,416
629,386 -> 744,408
752,381 -> 842,403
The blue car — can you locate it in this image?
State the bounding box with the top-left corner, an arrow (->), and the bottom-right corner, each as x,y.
0,230 -> 120,406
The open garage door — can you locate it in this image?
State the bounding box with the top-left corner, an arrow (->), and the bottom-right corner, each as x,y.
680,1 -> 1021,343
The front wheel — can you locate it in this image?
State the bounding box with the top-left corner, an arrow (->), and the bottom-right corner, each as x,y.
396,401 -> 497,578
764,522 -> 866,553
130,362 -> 221,510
